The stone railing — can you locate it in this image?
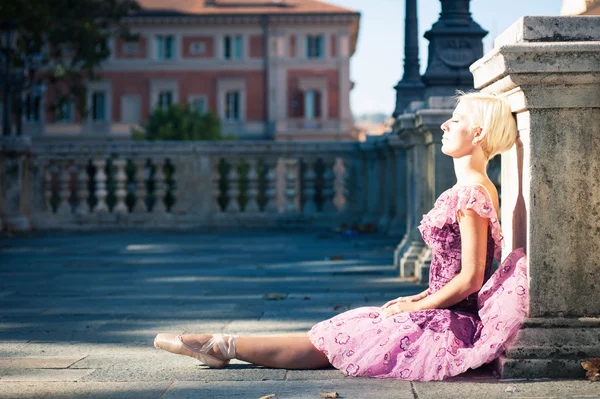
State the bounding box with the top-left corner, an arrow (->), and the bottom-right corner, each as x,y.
0,139 -> 412,232
15,141 -> 364,230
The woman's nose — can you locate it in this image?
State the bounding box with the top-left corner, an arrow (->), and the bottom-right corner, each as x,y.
441,121 -> 449,132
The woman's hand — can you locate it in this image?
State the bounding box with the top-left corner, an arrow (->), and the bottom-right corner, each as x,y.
382,294 -> 419,309
381,300 -> 422,318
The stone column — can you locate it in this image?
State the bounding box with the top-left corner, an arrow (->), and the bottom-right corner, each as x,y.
412,99 -> 455,283
417,98 -> 455,209
393,113 -> 428,276
387,135 -> 407,237
470,16 -> 600,379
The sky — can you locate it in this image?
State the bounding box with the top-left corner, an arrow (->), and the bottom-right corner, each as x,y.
327,0 -> 563,116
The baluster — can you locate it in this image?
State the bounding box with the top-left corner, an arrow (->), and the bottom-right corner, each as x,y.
263,157 -> 278,213
302,157 -> 317,217
152,159 -> 166,213
245,158 -> 260,213
93,158 -> 109,213
75,160 -> 90,215
212,158 -> 223,213
44,164 -> 54,213
283,158 -> 298,214
322,157 -> 337,214
57,161 -> 72,215
166,160 -> 176,211
133,159 -> 147,213
113,159 -> 128,214
340,156 -> 353,214
226,158 -> 240,213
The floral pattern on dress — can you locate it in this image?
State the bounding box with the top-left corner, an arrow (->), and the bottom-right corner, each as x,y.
308,185 -> 528,381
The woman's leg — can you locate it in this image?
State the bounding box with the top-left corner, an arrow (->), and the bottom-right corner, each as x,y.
172,332 -> 331,369
234,333 -> 330,369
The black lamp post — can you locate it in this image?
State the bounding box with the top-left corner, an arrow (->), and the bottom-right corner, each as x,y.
1,20 -> 18,137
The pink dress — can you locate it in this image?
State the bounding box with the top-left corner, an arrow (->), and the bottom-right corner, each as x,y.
308,185 -> 528,381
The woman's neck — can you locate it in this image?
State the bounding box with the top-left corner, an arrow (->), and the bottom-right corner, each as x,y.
453,154 -> 488,185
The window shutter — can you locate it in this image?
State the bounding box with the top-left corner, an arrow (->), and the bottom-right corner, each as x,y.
157,36 -> 164,60
314,90 -> 322,118
165,36 -> 174,59
234,36 -> 243,59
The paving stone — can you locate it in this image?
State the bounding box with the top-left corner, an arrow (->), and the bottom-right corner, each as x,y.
413,380 -> 600,399
0,381 -> 171,399
0,368 -> 95,381
0,357 -> 84,369
81,363 -> 286,382
164,379 -> 414,399
285,369 -> 346,381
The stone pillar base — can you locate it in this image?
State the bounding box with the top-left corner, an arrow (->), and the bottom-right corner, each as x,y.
414,247 -> 431,284
494,317 -> 600,379
398,240 -> 425,277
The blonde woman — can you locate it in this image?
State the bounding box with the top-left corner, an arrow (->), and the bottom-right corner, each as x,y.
154,92 -> 528,381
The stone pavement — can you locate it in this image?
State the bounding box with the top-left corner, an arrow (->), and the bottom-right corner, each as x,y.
0,231 -> 597,399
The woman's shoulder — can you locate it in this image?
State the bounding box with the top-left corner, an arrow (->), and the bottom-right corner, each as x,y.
450,182 -> 499,216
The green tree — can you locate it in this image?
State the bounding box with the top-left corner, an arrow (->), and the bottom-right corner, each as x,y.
132,104 -> 234,141
1,0 -> 140,117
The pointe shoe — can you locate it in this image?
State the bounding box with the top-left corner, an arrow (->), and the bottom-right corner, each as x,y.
153,333 -> 236,368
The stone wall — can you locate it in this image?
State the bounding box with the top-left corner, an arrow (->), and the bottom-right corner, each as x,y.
471,15 -> 600,379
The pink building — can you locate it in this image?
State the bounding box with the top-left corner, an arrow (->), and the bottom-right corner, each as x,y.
29,0 -> 360,141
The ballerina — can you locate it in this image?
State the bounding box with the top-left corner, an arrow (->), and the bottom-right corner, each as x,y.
153,91 -> 528,381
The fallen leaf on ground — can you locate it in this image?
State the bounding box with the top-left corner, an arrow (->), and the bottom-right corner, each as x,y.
504,386 -> 518,393
328,256 -> 344,261
258,395 -> 277,399
263,293 -> 287,300
320,392 -> 339,398
581,358 -> 600,382
333,305 -> 348,311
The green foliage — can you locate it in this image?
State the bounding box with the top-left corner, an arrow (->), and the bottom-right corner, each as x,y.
1,0 -> 140,117
132,104 -> 235,141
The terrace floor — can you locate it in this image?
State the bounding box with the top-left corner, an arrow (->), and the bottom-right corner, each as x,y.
0,230 -> 596,398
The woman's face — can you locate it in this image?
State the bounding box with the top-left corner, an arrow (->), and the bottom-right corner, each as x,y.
440,102 -> 479,158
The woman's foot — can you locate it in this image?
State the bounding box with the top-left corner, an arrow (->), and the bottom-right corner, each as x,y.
153,333 -> 236,368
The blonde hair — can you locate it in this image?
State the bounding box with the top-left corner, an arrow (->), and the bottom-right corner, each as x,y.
456,91 -> 518,160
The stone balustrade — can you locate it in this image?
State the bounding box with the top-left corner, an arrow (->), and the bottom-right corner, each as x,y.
2,140 -> 420,231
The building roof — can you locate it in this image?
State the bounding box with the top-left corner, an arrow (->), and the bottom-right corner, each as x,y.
134,0 -> 359,16
131,0 -> 361,55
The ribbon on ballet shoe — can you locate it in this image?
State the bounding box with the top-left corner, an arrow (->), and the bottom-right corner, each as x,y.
208,334 -> 237,360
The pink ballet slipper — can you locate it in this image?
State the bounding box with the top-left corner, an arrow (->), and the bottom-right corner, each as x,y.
153,333 -> 236,368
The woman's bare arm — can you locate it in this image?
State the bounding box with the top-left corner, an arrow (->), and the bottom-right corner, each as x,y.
414,209 -> 489,310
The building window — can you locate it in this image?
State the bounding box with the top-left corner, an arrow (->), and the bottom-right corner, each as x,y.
156,35 -> 175,60
306,35 -> 324,59
91,91 -> 107,122
190,42 -> 206,55
304,90 -> 322,120
24,93 -> 41,122
225,90 -> 240,121
56,102 -> 73,123
121,95 -> 141,123
190,96 -> 207,115
158,90 -> 173,111
224,35 -> 243,60
123,42 -> 139,55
